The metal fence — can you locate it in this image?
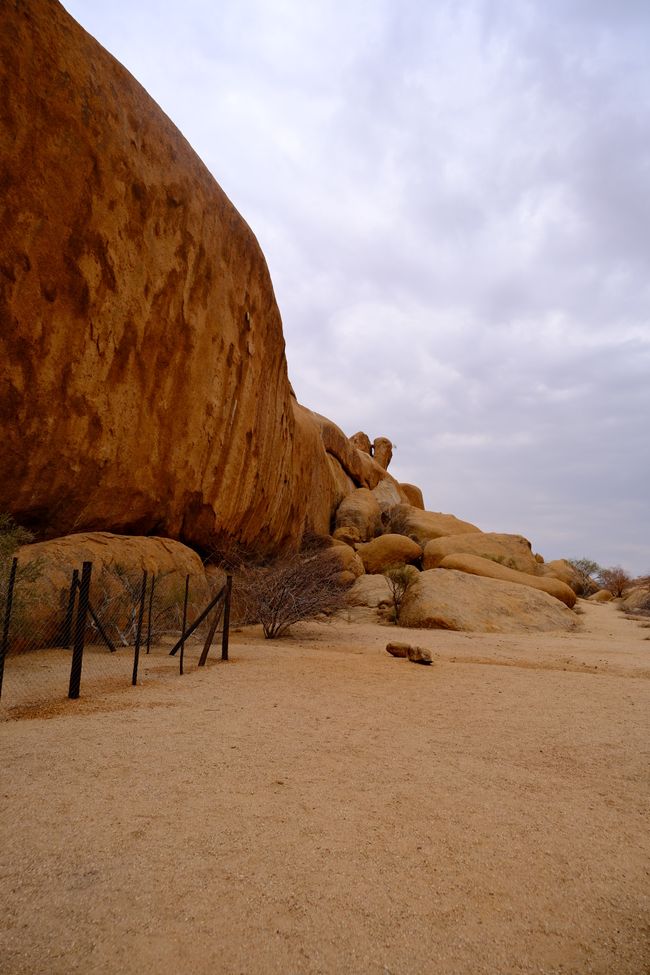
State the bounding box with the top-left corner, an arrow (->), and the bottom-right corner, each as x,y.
0,557 -> 232,719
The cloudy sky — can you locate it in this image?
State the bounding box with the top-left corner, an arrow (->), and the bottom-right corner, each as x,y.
63,0 -> 650,574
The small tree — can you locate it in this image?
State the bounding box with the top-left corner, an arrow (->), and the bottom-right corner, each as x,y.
383,563 -> 418,623
568,558 -> 602,597
236,548 -> 350,639
597,565 -> 632,598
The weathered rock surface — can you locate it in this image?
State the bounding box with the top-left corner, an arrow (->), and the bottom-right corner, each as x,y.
350,432 -> 372,455
541,559 -> 583,592
346,575 -> 393,608
423,532 -> 539,574
588,589 -> 614,603
15,531 -> 210,646
371,478 -> 407,514
385,641 -> 432,664
332,526 -> 361,547
389,505 -> 481,546
357,534 -> 422,574
621,588 -> 650,613
438,553 -> 577,608
335,489 -> 382,542
385,641 -> 411,658
372,437 -> 393,470
399,484 -> 425,510
407,645 -> 433,665
399,570 -> 577,633
324,540 -> 365,580
0,0 -> 399,556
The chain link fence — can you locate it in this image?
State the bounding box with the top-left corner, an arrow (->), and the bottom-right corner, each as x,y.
0,557 -> 232,719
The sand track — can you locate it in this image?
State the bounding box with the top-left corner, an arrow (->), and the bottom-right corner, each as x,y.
1,600 -> 649,974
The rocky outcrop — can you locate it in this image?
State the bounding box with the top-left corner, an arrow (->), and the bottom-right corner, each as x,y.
324,540 -> 365,584
438,553 -> 577,608
399,570 -> 577,633
346,575 -> 393,609
356,534 -> 422,574
350,432 -> 372,455
588,589 -> 614,603
0,0 -> 590,642
335,489 -> 383,542
399,484 -> 425,510
423,532 -> 539,574
372,437 -> 393,469
0,0 -> 398,556
15,531 -> 210,646
389,505 -> 481,546
371,478 -> 407,514
541,559 -> 583,593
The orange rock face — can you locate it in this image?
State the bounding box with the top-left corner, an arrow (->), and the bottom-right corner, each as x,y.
0,0 -> 394,555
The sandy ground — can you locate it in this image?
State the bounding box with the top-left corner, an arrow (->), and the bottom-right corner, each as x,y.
1,600 -> 649,975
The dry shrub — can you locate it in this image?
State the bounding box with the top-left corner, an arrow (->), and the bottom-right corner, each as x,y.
597,565 -> 632,598
568,558 -> 602,597
235,547 -> 351,639
383,563 -> 419,623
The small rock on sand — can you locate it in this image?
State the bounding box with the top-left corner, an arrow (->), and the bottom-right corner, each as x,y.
386,642 -> 411,658
408,645 -> 432,665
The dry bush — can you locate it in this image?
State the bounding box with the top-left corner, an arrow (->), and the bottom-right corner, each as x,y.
235,547 -> 350,639
597,565 -> 632,598
568,558 -> 602,597
383,563 -> 419,623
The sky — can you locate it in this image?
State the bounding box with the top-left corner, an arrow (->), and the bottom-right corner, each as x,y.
62,0 -> 650,575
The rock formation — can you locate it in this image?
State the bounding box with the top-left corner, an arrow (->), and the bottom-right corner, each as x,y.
0,0 -> 403,555
356,534 -> 422,574
0,1 -> 586,636
399,570 -> 577,633
389,506 -> 481,547
437,553 -> 577,608
422,532 -> 539,573
15,532 -> 210,646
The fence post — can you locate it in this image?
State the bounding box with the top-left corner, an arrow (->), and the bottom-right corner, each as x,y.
146,573 -> 156,654
68,561 -> 92,700
221,574 -> 232,661
61,568 -> 79,648
198,597 -> 224,667
0,556 -> 18,701
180,574 -> 189,676
131,570 -> 148,687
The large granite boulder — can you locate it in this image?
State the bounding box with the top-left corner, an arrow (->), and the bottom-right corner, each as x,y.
399,570 -> 577,633
323,540 -> 365,583
356,534 -> 422,574
399,484 -> 425,510
335,489 -> 382,542
423,532 -> 539,574
540,559 -> 583,593
588,589 -> 614,603
14,532 -> 210,647
372,437 -> 393,469
0,0 -> 400,557
438,553 -> 577,607
389,505 -> 481,546
346,575 -> 393,609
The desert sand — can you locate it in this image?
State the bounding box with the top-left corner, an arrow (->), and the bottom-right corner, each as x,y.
1,600 -> 649,975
